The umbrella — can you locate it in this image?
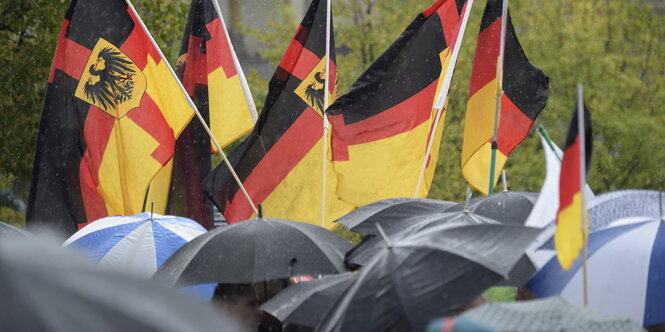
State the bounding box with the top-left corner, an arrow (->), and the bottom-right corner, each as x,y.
64,213 -> 207,278
444,191 -> 538,226
317,223 -> 541,332
459,297 -> 642,331
335,197 -> 455,235
527,218 -> 665,328
153,217 -> 351,286
0,221 -> 29,238
0,237 -> 242,332
260,273 -> 357,328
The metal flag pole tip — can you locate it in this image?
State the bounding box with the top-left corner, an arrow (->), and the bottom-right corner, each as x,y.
502,170 -> 508,192
150,202 -> 154,220
375,224 -> 393,248
258,204 -> 263,219
464,187 -> 472,213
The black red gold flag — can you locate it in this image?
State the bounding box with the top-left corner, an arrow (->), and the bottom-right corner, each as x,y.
149,0 -> 256,230
325,0 -> 470,207
555,90 -> 592,270
204,0 -> 352,227
461,0 -> 549,194
26,0 -> 194,234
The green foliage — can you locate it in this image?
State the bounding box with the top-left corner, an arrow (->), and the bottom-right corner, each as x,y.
484,286 -> 515,302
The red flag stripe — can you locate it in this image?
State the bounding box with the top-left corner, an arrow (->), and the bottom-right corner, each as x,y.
119,8 -> 161,70
126,94 -> 176,166
437,0 -> 463,48
182,35 -> 209,95
494,94 -> 534,155
49,20 -> 91,83
205,18 -> 238,78
558,136 -> 581,216
468,18 -> 501,97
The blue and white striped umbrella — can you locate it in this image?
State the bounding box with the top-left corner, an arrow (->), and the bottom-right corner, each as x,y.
64,213 -> 206,278
527,218 -> 665,328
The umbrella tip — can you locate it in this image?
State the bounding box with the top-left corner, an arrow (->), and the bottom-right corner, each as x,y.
464,187 -> 472,213
258,203 -> 263,219
150,202 -> 154,220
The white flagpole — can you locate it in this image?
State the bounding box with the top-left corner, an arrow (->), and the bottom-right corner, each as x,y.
126,0 -> 259,217
414,0 -> 474,197
212,0 -> 258,121
577,83 -> 589,307
488,0 -> 509,195
320,0 -> 332,227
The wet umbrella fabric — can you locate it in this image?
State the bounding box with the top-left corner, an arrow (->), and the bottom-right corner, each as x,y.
260,273 -> 357,328
460,297 -> 643,331
444,192 -> 537,226
63,213 -> 206,278
335,197 -> 455,235
0,221 -> 29,238
344,212 -> 536,286
527,218 -> 665,327
0,237 -> 242,332
317,223 -> 541,332
153,218 -> 351,286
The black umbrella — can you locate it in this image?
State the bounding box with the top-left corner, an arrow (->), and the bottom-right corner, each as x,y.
153,218 -> 352,286
335,197 -> 456,235
317,223 -> 541,332
442,191 -> 537,226
0,221 -> 29,238
0,237 -> 242,332
260,273 -> 357,328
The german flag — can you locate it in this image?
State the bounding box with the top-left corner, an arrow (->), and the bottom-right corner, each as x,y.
148,0 -> 256,230
555,90 -> 592,270
26,0 -> 194,235
325,0 -> 469,207
204,0 -> 353,227
461,0 -> 549,194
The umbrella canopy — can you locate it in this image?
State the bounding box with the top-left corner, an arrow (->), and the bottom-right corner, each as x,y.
335,197 -> 455,235
0,221 -> 29,238
460,297 -> 642,331
64,213 -> 206,278
527,218 -> 665,328
0,237 -> 242,332
260,273 -> 357,328
317,223 -> 541,332
444,192 -> 537,226
153,217 -> 351,286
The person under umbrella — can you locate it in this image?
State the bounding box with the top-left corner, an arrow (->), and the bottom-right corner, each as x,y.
317,222 -> 541,332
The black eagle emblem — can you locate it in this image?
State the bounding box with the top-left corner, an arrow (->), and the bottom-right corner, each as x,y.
84,47 -> 136,111
304,71 -> 326,113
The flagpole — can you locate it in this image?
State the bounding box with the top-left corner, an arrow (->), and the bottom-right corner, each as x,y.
126,0 -> 260,217
537,125 -> 562,161
577,83 -> 589,307
212,0 -> 258,122
414,0 -> 474,197
488,0 -> 509,195
320,0 -> 332,227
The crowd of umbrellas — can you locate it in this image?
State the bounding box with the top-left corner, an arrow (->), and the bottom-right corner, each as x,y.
1,189 -> 663,331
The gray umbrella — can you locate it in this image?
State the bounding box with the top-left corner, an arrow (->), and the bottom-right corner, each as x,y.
0,237 -> 242,332
461,297 -> 643,331
260,273 -> 357,328
335,197 -> 456,235
444,191 -> 538,226
317,223 -> 541,332
153,218 -> 351,286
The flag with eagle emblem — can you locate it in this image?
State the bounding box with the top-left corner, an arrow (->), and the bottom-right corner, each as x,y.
461,0 -> 549,194
26,0 -> 194,235
204,0 -> 354,228
147,0 -> 257,230
325,0 -> 470,207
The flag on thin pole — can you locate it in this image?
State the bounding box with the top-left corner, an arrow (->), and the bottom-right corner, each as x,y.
204,0 -> 351,228
555,84 -> 592,271
26,0 -> 195,235
150,0 -> 257,229
461,0 -> 549,195
326,0 -> 471,207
